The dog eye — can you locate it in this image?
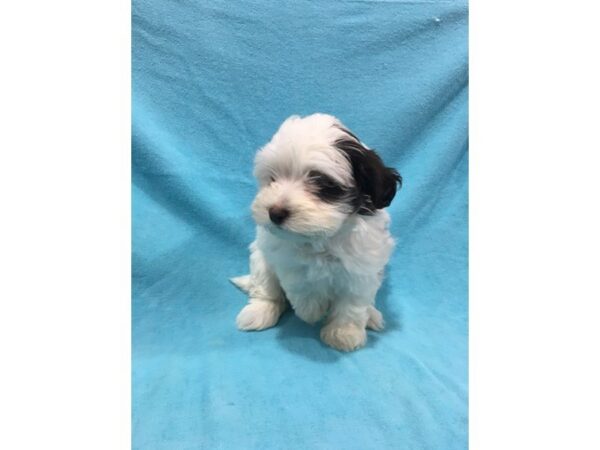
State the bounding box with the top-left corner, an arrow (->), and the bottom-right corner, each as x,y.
308,171 -> 335,186
307,171 -> 347,201
269,175 -> 276,183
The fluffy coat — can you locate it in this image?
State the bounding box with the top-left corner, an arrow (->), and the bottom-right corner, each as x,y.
232,114 -> 401,351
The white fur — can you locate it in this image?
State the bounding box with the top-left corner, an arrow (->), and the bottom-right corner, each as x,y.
234,114 -> 396,351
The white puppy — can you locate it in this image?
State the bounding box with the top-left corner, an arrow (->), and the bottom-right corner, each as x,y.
232,113 -> 401,351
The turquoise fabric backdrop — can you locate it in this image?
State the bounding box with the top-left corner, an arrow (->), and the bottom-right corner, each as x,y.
133,1 -> 468,448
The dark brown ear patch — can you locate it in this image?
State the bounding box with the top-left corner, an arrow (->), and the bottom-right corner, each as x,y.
334,134 -> 402,215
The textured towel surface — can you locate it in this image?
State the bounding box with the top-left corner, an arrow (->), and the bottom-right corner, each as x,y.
133,1 -> 468,448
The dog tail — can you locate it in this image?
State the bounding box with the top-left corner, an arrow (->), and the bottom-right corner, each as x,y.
229,275 -> 252,294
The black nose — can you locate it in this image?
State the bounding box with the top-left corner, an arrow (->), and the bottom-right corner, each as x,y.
268,206 -> 290,225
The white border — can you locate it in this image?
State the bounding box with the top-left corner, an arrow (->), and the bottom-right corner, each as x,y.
471,1 -> 600,449
0,1 -> 130,448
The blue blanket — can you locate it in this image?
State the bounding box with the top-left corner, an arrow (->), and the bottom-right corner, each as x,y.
133,1 -> 468,448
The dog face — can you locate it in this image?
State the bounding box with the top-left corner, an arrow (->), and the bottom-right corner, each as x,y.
251,114 -> 401,238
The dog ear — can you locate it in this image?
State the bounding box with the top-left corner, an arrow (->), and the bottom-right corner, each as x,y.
334,137 -> 402,214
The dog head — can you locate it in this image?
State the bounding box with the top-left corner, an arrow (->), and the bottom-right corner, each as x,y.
251,114 -> 402,238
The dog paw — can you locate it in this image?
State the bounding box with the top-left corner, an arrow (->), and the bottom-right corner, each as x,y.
229,275 -> 251,293
236,300 -> 284,331
366,306 -> 385,331
320,323 -> 367,352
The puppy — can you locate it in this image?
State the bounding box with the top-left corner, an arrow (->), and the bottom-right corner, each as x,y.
231,113 -> 401,351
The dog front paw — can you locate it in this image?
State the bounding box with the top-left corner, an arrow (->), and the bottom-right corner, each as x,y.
236,300 -> 284,331
320,323 -> 367,352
